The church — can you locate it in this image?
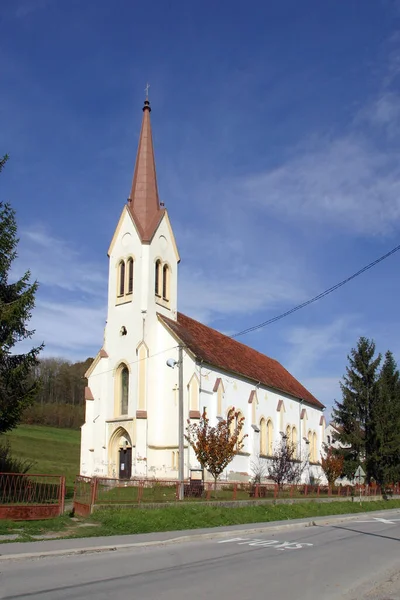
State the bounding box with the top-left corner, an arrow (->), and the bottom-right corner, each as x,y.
80,97 -> 325,483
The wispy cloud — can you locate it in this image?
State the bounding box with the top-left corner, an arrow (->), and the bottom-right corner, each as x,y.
284,317 -> 358,376
179,265 -> 308,325
14,0 -> 55,19
16,225 -> 107,295
29,300 -> 105,358
234,133 -> 400,236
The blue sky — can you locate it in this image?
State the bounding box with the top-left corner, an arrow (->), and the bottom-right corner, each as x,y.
2,0 -> 400,415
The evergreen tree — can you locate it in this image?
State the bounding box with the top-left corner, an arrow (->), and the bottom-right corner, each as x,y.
369,351 -> 400,487
332,337 -> 381,481
0,155 -> 43,434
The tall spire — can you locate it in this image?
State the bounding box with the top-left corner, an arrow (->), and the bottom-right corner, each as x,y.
128,97 -> 164,241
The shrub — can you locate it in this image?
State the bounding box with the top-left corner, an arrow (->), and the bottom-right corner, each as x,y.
0,440 -> 35,473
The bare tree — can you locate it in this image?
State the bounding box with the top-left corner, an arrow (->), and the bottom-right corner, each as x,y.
268,432 -> 306,488
250,454 -> 269,484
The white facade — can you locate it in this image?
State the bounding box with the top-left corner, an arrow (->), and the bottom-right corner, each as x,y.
80,103 -> 325,484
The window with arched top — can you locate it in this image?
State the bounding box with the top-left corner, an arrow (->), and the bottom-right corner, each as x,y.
292,426 -> 298,459
120,365 -> 129,415
307,429 -> 312,459
236,411 -> 245,449
312,431 -> 317,462
286,424 -> 291,447
162,264 -> 169,301
188,375 -> 200,412
260,418 -> 267,455
267,419 -> 273,455
127,258 -> 134,295
118,261 -> 125,296
155,260 -> 161,296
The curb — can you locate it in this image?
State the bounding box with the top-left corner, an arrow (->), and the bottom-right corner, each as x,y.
2,509 -> 399,562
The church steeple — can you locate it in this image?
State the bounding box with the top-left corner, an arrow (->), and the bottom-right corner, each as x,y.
128,97 -> 165,242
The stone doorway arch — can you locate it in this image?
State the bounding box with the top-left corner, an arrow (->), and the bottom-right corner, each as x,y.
108,427 -> 133,479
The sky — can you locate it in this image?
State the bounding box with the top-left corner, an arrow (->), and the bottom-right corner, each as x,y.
1,0 -> 400,416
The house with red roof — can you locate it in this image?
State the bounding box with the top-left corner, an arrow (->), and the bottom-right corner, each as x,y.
80,98 -> 325,483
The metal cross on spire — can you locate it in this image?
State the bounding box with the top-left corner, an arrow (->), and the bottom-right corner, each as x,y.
145,82 -> 150,98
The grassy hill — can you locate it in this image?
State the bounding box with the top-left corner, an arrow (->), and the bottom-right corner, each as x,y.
4,425 -> 80,495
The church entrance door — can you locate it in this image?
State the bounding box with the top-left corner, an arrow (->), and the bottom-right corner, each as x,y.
118,447 -> 132,479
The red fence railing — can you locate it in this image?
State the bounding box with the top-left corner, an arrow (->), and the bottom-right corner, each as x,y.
0,472 -> 65,520
73,476 -> 400,515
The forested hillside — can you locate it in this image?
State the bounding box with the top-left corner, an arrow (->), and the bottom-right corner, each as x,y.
21,357 -> 93,429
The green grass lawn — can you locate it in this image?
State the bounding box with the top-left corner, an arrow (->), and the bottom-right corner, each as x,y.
86,499 -> 400,537
4,425 -> 80,496
2,499 -> 400,542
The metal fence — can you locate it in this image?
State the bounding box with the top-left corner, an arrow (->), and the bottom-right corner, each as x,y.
73,475 -> 399,515
0,472 -> 66,520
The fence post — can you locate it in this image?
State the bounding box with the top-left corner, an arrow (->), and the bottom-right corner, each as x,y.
90,477 -> 98,514
304,485 -> 308,497
206,483 -> 211,501
290,485 -> 293,498
255,484 -> 259,499
274,484 -> 278,499
317,486 -> 320,497
233,483 -> 237,501
175,482 -> 180,501
138,481 -> 144,504
59,476 -> 66,516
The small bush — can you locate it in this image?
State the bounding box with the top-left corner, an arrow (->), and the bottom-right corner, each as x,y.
0,440 -> 35,473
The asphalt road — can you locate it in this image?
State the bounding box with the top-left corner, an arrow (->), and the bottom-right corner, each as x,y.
2,514 -> 400,600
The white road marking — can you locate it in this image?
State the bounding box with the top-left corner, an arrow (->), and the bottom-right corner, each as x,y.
217,538 -> 313,551
355,517 -> 400,525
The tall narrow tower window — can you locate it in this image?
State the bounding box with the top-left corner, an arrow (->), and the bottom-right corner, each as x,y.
260,418 -> 266,455
155,260 -> 161,296
118,261 -> 125,297
267,419 -> 273,455
162,264 -> 169,301
127,258 -> 134,295
120,366 -> 129,415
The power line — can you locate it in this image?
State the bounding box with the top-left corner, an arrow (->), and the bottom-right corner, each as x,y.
232,242 -> 400,339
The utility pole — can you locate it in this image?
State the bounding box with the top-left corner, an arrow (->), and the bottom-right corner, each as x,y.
178,345 -> 184,500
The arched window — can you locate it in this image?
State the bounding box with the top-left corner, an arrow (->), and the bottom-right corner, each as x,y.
286,424 -> 291,447
236,411 -> 245,450
292,426 -> 298,459
313,431 -> 317,462
155,260 -> 161,296
307,430 -> 312,459
118,261 -> 125,296
120,365 -> 129,415
267,419 -> 273,455
188,375 -> 200,411
251,394 -> 257,424
162,264 -> 169,301
260,418 -> 267,455
127,258 -> 134,295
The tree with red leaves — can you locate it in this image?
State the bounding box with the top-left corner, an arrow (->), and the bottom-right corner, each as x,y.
321,445 -> 344,487
185,408 -> 247,491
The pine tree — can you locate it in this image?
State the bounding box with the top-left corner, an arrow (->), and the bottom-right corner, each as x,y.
0,155 -> 43,434
332,337 -> 381,481
369,351 -> 400,487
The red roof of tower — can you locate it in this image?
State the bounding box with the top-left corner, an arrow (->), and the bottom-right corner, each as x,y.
128,99 -> 165,241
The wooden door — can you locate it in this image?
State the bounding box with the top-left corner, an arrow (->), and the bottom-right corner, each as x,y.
119,447 -> 132,479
